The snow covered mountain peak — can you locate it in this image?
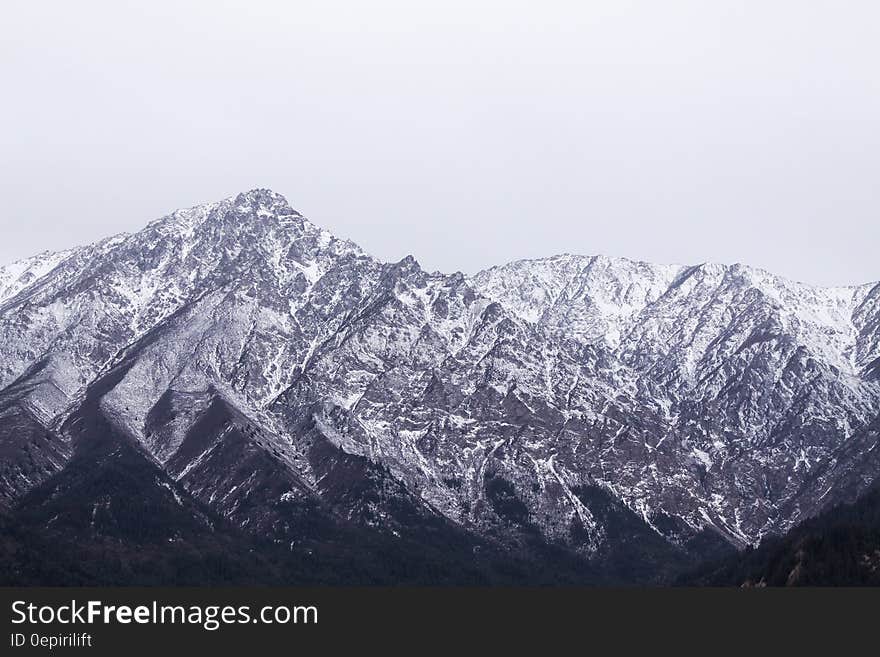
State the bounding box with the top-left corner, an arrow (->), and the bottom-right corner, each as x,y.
145,188 -> 306,237
1,190 -> 878,572
472,252 -> 876,369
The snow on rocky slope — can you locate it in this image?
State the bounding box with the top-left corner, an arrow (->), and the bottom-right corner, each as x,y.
1,189 -> 878,572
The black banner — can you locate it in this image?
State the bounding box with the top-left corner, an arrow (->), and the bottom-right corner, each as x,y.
2,587 -> 878,653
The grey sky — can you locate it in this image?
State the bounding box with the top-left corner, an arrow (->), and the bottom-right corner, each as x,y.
1,1 -> 878,286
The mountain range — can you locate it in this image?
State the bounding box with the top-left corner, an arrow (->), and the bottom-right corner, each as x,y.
2,189 -> 878,585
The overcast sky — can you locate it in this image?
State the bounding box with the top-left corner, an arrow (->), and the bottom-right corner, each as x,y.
1,1 -> 878,286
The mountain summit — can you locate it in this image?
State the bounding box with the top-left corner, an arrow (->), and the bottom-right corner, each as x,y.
1,190 -> 878,584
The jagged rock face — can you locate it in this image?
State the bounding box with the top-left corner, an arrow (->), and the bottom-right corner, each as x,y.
473,255 -> 880,543
1,188 -> 878,578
